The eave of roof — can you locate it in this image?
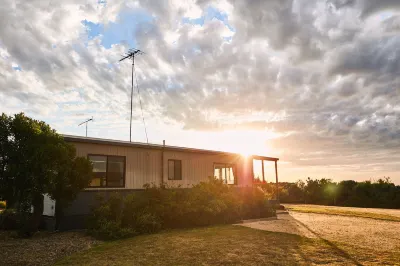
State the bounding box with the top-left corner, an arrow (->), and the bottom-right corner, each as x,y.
63,135 -> 279,161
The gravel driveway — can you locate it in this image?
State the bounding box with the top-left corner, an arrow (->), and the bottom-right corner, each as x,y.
285,204 -> 400,218
240,210 -> 400,252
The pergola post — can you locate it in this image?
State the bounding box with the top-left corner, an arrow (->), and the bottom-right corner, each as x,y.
261,159 -> 265,182
275,160 -> 279,201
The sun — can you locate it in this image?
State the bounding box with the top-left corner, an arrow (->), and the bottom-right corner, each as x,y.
215,129 -> 274,157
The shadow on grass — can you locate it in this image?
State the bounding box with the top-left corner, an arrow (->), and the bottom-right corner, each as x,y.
290,215 -> 363,266
57,224 -> 373,266
55,225 -> 334,265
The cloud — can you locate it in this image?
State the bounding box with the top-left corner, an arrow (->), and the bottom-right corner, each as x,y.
1,0 -> 400,183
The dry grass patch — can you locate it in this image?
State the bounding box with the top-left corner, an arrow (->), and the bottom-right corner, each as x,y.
285,205 -> 400,222
1,230 -> 101,266
56,225 -> 400,266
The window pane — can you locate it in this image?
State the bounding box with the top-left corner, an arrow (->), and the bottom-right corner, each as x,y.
226,166 -> 235,185
107,156 -> 125,187
89,155 -> 107,172
168,160 -> 182,180
175,160 -> 182,180
168,160 -> 175,180
214,164 -> 225,181
88,155 -> 107,187
214,168 -> 221,180
214,163 -> 236,184
90,172 -> 106,187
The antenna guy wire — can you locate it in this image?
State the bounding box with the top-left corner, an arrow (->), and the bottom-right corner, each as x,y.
133,63 -> 149,144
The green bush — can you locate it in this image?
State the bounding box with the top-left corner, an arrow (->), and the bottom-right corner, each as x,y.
87,178 -> 275,239
86,194 -> 136,240
130,211 -> 162,234
87,219 -> 136,240
0,201 -> 6,209
121,194 -> 162,234
0,209 -> 19,230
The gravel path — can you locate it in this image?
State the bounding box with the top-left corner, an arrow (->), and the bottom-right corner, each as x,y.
285,204 -> 400,218
240,211 -> 400,252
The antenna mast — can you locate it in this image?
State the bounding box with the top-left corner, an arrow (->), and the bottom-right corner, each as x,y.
78,117 -> 93,137
119,48 -> 147,143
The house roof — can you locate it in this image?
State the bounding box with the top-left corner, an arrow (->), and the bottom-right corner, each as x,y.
63,135 -> 279,161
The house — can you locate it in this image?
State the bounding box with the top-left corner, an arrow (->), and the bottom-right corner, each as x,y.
46,135 -> 279,230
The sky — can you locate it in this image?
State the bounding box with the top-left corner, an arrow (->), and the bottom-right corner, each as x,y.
1,0 -> 400,184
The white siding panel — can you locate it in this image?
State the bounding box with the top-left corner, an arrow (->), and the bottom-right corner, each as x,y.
163,151 -> 249,187
71,142 -> 162,189
70,141 -> 254,190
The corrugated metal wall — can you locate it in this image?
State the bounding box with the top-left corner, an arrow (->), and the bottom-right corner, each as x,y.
163,151 -> 252,187
73,142 -> 161,189
71,141 -> 253,189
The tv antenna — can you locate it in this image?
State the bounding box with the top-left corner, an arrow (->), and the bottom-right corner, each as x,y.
78,117 -> 93,137
119,48 -> 148,143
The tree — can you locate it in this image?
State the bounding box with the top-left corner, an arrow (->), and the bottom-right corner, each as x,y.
296,180 -> 306,203
0,114 -> 12,205
47,144 -> 92,230
7,113 -> 61,235
0,113 -> 92,235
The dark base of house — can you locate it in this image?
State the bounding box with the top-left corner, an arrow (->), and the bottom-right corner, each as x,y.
45,189 -> 144,231
46,189 -> 280,231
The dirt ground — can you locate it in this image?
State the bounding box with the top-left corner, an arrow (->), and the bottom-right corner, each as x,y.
240,208 -> 400,252
0,231 -> 101,266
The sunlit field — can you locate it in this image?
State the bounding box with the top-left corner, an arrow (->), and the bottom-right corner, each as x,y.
285,204 -> 400,222
56,225 -> 400,266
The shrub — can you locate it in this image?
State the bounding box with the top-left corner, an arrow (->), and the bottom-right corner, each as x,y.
0,209 -> 19,230
0,201 -> 6,209
240,184 -> 275,219
87,178 -> 276,239
130,211 -> 162,234
86,193 -> 136,240
121,193 -> 163,234
87,219 -> 136,240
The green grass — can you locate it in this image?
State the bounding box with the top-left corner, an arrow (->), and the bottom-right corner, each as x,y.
285,205 -> 400,222
56,225 -> 400,266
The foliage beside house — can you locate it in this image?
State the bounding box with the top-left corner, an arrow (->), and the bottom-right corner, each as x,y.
0,113 -> 93,235
87,178 -> 276,240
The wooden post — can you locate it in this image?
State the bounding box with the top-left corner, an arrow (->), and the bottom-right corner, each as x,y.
251,157 -> 254,185
261,159 -> 265,183
275,160 -> 279,201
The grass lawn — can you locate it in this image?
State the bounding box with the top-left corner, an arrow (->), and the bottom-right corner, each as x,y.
56,225 -> 400,266
285,205 -> 400,222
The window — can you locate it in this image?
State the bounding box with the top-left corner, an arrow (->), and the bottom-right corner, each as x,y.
214,163 -> 236,185
88,155 -> 125,187
253,159 -> 274,183
168,159 -> 182,180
